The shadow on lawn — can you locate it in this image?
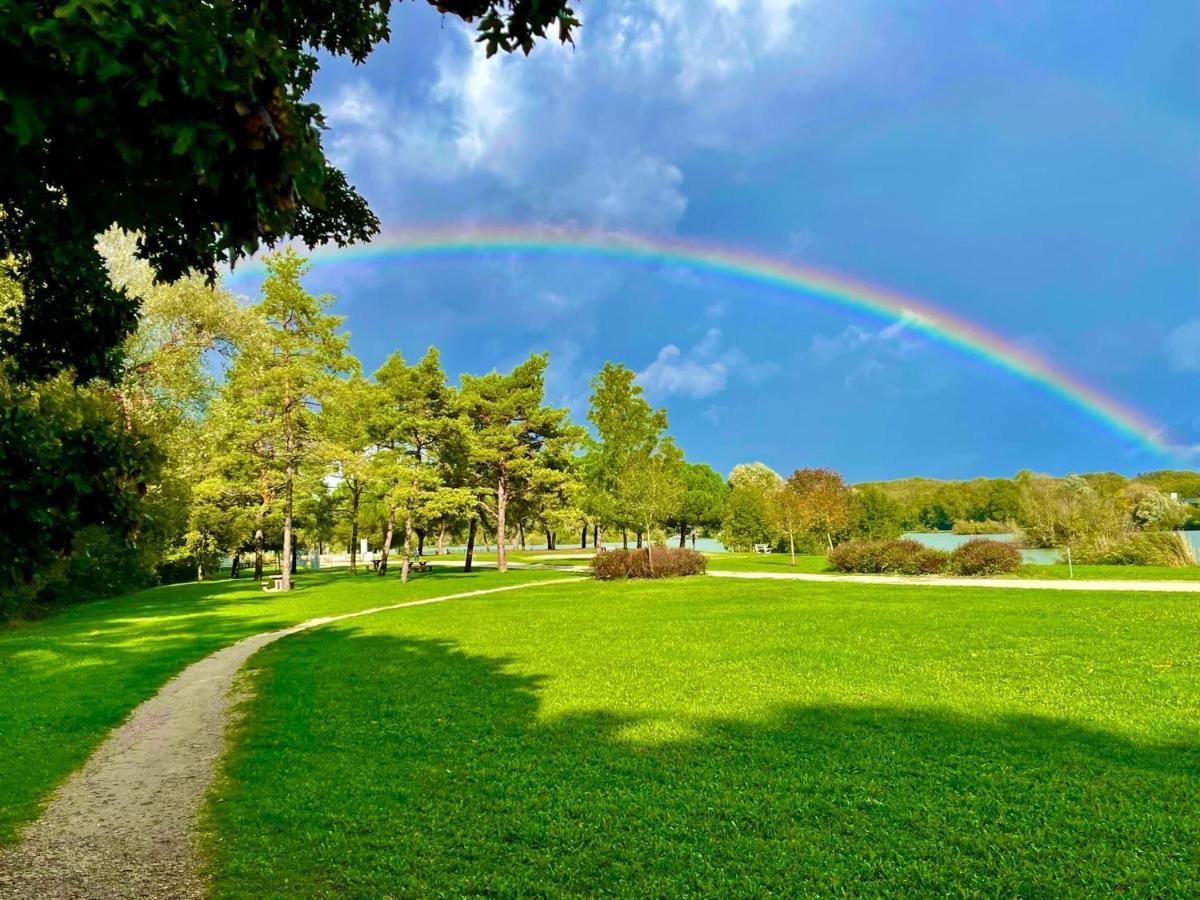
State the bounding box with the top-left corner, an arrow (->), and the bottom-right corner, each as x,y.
0,568 -> 508,846
211,631 -> 1200,898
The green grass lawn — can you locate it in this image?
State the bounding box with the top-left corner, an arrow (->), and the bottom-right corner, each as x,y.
704,551 -> 831,573
205,577 -> 1200,897
0,567 -> 568,847
1007,563 -> 1200,581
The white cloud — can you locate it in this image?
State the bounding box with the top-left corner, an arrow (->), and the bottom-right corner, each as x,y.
809,312 -> 926,364
807,313 -> 930,386
312,0 -> 874,231
637,328 -> 779,398
1165,320 -> 1200,371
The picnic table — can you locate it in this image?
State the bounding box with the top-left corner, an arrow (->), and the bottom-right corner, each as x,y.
753,544 -> 773,554
262,574 -> 285,592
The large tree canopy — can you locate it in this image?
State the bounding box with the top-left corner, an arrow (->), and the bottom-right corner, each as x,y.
1,0 -> 578,380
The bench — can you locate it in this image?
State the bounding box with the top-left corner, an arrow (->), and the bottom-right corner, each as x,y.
753,544 -> 773,554
410,559 -> 430,574
262,574 -> 285,592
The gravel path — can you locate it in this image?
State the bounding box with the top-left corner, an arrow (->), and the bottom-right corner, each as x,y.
431,559 -> 1200,592
0,578 -> 578,900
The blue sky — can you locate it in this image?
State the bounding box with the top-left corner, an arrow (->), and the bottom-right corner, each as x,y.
235,0 -> 1198,482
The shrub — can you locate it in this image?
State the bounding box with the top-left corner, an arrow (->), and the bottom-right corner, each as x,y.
947,539 -> 1022,576
951,519 -> 1015,535
592,547 -> 708,580
1072,532 -> 1195,567
828,539 -> 948,575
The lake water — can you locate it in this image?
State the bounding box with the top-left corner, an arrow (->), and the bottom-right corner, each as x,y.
904,531 -> 1200,565
901,532 -> 1060,564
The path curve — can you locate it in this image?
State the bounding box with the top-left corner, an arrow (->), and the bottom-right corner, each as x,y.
0,578 -> 578,900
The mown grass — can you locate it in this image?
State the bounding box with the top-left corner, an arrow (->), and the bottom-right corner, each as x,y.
704,552 -> 831,573
1007,563 -> 1200,581
206,577 -> 1200,897
0,567 -> 567,846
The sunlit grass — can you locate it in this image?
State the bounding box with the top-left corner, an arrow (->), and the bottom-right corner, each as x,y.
206,577 -> 1200,896
0,567 -> 569,846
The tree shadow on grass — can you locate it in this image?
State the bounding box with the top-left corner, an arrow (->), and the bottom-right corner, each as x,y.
209,631 -> 1200,898
0,568 -> 527,845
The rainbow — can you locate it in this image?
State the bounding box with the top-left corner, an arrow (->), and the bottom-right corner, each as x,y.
230,225 -> 1175,459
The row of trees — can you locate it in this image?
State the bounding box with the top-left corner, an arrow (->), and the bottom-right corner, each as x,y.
5,239 -> 1197,615
854,471 -> 1200,536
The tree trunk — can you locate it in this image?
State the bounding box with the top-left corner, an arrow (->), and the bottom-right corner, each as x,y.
691,532 -> 697,550
417,528 -> 425,558
581,522 -> 588,549
680,522 -> 687,548
280,459 -> 295,591
636,531 -> 643,549
401,510 -> 413,584
465,517 -> 478,572
253,529 -> 264,581
646,523 -> 654,576
517,520 -> 526,551
622,530 -> 628,550
789,533 -> 796,566
546,528 -> 554,551
594,525 -> 602,549
379,507 -> 396,575
290,544 -> 298,575
230,553 -> 241,579
496,475 -> 509,573
349,489 -> 360,575
196,560 -> 204,582
437,524 -> 447,555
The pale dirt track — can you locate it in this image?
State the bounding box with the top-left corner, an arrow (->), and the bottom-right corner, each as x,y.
0,578 -> 578,900
433,559 -> 1200,592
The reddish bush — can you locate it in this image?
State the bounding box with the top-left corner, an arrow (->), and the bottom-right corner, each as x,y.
828,539 -> 949,575
592,547 -> 708,580
947,539 -> 1022,576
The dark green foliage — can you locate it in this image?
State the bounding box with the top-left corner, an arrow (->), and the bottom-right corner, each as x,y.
0,375 -> 156,619
1,0 -> 577,379
828,539 -> 948,575
591,547 -> 708,579
848,485 -> 904,539
947,539 -> 1022,576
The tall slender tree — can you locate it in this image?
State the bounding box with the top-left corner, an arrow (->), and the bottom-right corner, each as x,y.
218,249 -> 353,590
321,375 -> 377,574
582,362 -> 669,544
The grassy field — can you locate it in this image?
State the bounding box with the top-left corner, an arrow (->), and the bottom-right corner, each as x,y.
205,577 -> 1200,897
0,567 -> 567,846
1005,563 -> 1200,581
